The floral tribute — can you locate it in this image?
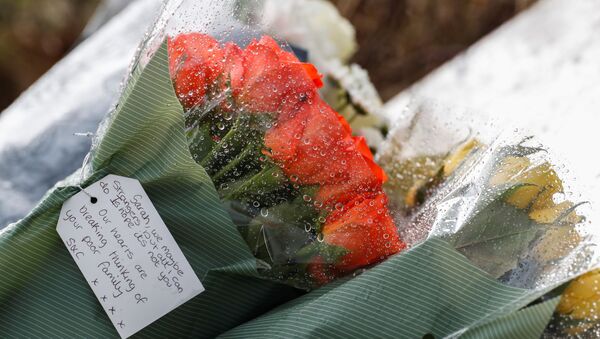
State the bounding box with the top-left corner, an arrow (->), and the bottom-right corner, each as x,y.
168,33 -> 405,287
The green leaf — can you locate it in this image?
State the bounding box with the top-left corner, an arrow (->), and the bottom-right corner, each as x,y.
186,122 -> 214,163
211,143 -> 263,187
200,113 -> 271,175
294,242 -> 350,264
243,194 -> 320,264
223,162 -> 289,202
446,186 -> 543,279
461,297 -> 560,339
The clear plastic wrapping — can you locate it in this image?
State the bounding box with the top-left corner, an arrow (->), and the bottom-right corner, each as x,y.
85,0 -> 599,291
378,102 -> 598,291
1,1 -> 598,337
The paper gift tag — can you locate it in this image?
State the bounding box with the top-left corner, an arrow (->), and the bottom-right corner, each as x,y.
56,174 -> 204,338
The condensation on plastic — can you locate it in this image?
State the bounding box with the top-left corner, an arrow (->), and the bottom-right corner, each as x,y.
88,0 -> 599,290
378,100 -> 599,290
88,0 -> 407,289
91,0 -> 341,159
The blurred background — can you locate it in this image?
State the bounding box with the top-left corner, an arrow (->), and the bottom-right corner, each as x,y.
0,0 -> 99,110
0,0 -> 535,111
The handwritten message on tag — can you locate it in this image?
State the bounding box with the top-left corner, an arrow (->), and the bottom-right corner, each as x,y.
57,174 -> 204,338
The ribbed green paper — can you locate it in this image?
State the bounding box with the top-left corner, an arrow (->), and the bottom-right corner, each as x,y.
461,298 -> 560,339
0,41 -> 300,338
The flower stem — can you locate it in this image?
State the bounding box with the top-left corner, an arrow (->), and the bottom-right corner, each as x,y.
212,143 -> 262,186
222,163 -> 288,202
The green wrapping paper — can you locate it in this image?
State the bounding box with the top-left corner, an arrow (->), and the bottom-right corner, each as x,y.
0,41 -> 300,338
220,238 -> 553,338
461,298 -> 560,339
0,42 -> 555,338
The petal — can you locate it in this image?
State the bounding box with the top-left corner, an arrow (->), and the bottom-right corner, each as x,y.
353,136 -> 388,183
302,63 -> 324,88
322,193 -> 405,272
221,42 -> 244,93
237,36 -> 321,113
168,33 -> 224,109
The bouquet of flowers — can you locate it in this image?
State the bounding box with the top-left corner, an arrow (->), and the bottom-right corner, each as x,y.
0,1 -> 597,338
167,31 -> 402,288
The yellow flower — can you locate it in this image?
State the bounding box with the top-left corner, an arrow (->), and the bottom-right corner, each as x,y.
490,158 -> 561,208
529,201 -> 582,225
489,154 -> 583,264
532,225 -> 581,263
404,179 -> 426,208
386,155 -> 443,209
443,139 -> 480,177
489,157 -> 580,224
489,156 -> 530,187
558,269 -> 600,320
403,139 -> 480,209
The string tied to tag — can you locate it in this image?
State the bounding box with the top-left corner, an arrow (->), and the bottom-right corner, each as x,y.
76,151 -> 97,204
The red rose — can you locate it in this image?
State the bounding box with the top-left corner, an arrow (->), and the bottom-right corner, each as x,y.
265,97 -> 349,181
265,97 -> 387,206
234,36 -> 323,113
352,135 -> 388,183
221,42 -> 245,95
321,192 -> 405,273
168,33 -> 405,286
168,33 -> 224,109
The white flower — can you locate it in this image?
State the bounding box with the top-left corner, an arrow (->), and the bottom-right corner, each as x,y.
261,0 -> 357,68
325,60 -> 384,118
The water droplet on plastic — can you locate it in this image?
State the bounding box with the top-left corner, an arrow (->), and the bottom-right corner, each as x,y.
260,207 -> 269,217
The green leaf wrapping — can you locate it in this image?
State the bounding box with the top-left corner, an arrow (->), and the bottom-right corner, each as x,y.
0,41 -> 301,338
461,297 -> 560,339
220,238 -> 548,339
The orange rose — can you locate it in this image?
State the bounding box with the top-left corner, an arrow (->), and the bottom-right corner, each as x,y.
234,36 -> 322,113
265,97 -> 386,206
168,33 -> 224,109
321,192 -> 405,273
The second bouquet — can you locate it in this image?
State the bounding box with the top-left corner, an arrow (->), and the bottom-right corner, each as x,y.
168,33 -> 405,288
